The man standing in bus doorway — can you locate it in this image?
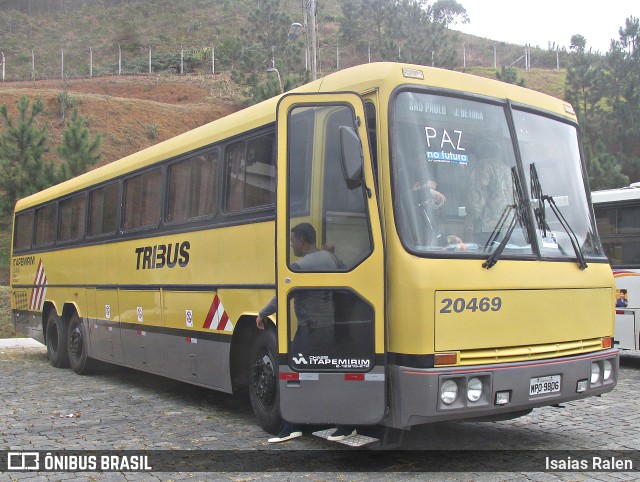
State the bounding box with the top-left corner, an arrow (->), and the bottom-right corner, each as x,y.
256,222 -> 357,443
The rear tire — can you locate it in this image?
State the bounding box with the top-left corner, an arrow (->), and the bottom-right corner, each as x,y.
45,310 -> 69,368
68,313 -> 95,375
249,328 -> 284,434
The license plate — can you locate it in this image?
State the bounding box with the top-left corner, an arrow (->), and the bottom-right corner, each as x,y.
529,375 -> 561,395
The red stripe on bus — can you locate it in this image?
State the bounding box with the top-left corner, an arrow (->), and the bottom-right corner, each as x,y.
216,311 -> 229,330
345,374 -> 365,381
203,296 -> 218,329
279,373 -> 299,380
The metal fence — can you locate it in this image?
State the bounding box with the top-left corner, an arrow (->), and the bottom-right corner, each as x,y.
0,41 -> 572,83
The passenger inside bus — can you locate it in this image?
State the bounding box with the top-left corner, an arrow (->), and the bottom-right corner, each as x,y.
464,140 -> 514,247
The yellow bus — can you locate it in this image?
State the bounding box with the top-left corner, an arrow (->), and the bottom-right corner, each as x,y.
10,62 -> 618,443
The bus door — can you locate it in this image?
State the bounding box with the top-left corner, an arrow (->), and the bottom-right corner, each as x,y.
276,93 -> 386,425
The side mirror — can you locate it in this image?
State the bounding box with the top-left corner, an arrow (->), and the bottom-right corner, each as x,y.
339,125 -> 363,190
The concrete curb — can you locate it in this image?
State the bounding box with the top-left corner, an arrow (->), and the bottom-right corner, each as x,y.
0,338 -> 45,348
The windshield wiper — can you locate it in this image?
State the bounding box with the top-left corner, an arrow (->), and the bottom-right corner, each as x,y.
483,204 -> 513,252
530,163 -> 587,270
482,206 -> 518,269
483,167 -> 530,269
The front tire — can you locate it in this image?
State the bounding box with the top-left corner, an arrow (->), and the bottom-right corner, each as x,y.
45,310 -> 69,368
249,328 -> 284,434
68,313 -> 95,375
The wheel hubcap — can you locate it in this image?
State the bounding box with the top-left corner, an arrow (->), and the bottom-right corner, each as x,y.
253,353 -> 276,407
70,325 -> 82,358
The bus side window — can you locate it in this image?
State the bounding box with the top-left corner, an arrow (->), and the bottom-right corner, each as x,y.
123,168 -> 162,231
34,203 -> 57,247
13,210 -> 34,250
88,182 -> 120,237
225,132 -> 276,213
58,193 -> 87,243
167,150 -> 219,223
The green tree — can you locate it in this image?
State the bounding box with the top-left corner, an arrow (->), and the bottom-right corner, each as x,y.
495,65 -> 525,86
565,17 -> 640,187
564,49 -> 604,142
603,17 -> 640,181
430,0 -> 469,27
339,0 -> 458,68
58,108 -> 103,180
585,141 -> 629,190
0,96 -> 55,215
618,15 -> 639,54
231,0 -> 306,102
570,34 -> 587,53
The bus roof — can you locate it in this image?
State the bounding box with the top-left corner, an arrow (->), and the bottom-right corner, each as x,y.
592,185 -> 640,204
14,62 -> 576,212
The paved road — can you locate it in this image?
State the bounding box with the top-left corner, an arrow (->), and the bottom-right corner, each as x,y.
0,342 -> 639,481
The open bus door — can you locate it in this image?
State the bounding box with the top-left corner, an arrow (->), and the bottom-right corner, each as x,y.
275,92 -> 386,426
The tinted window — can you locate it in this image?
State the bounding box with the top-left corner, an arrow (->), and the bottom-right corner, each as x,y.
13,211 -> 34,250
123,168 -> 162,230
225,133 -> 275,212
595,204 -> 640,267
89,182 -> 121,237
34,204 -> 57,247
59,194 -> 87,243
167,150 -> 219,223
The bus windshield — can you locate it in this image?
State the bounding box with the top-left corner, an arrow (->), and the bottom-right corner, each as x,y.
392,90 -> 604,261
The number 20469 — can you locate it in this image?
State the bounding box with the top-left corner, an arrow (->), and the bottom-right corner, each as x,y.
440,297 -> 502,314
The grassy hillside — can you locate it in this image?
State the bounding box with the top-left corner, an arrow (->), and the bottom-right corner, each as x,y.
465,67 -> 567,100
0,286 -> 14,337
0,0 -> 570,81
0,226 -> 9,288
0,0 -> 318,80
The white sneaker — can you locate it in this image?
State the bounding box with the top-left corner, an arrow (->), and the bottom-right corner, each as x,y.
327,427 -> 357,441
268,431 -> 303,443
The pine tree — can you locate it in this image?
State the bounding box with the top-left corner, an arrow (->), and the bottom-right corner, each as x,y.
58,108 -> 103,180
0,96 -> 54,215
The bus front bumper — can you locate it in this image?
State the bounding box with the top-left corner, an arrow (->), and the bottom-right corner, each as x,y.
384,349 -> 619,429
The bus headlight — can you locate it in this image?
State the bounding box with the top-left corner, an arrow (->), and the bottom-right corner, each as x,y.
440,380 -> 458,405
467,377 -> 483,402
602,359 -> 613,381
590,362 -> 601,385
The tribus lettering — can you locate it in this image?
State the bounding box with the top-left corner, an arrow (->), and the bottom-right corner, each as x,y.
135,241 -> 190,270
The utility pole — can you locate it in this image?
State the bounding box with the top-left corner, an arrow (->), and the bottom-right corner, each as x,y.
308,0 -> 317,80
303,1 -> 309,71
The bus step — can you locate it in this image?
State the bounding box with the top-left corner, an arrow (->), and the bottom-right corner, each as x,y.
312,428 -> 378,447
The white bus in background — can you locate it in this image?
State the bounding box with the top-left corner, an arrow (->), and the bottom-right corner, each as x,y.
592,184 -> 640,350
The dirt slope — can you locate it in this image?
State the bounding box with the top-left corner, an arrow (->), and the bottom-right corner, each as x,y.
0,74 -> 243,167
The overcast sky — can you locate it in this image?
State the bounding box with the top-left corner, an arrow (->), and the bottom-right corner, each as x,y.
455,0 -> 638,52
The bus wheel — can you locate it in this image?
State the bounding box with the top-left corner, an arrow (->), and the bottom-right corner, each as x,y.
249,329 -> 284,434
68,313 -> 95,375
45,311 -> 70,368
